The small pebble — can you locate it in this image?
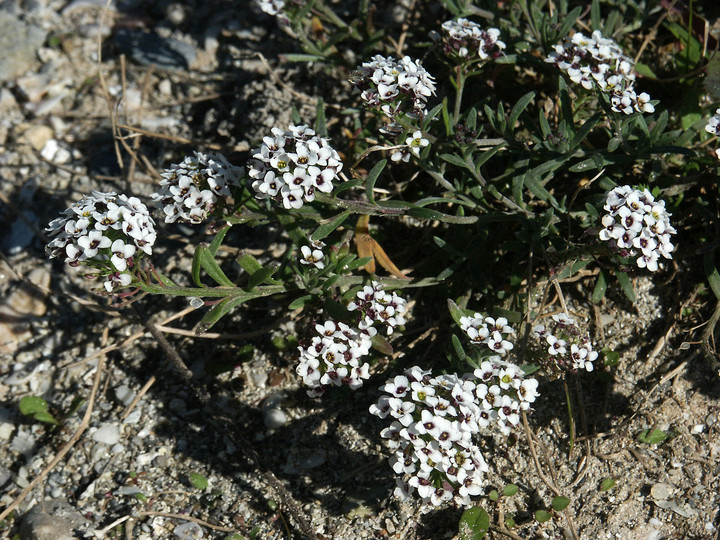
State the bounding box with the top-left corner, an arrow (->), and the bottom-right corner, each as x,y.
115,385 -> 135,406
691,424 -> 704,434
264,408 -> 287,430
650,482 -> 673,500
174,521 -> 203,539
91,423 -> 120,445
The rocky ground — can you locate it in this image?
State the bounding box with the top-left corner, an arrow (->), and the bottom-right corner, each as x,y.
0,1 -> 719,539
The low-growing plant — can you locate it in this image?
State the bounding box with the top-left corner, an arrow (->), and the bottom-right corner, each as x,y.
40,0 -> 720,537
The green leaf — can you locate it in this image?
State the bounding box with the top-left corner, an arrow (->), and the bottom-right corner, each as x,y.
615,271 -> 636,303
315,98 -> 327,137
371,334 -> 394,356
33,411 -> 59,425
447,298 -> 475,326
459,506 -> 490,540
590,0 -> 600,31
603,349 -> 620,367
291,104 -> 302,125
535,510 -> 552,523
503,484 -> 519,497
289,294 -> 314,310
704,249 -> 720,300
19,395 -> 50,416
311,209 -> 352,242
194,244 -> 235,287
248,266 -> 279,290
558,6 -> 583,40
600,478 -> 616,491
365,159 -> 387,205
637,428 -> 668,445
591,270 -> 607,304
237,252 -> 263,275
452,334 -> 467,362
440,153 -> 470,170
190,472 -> 209,490
407,206 -> 478,224
551,496 -> 570,511
493,308 -> 522,323
488,489 -> 499,501
507,91 -> 535,134
208,226 -> 230,257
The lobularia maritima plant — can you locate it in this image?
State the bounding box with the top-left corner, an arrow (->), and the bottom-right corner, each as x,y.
44,0 -> 719,536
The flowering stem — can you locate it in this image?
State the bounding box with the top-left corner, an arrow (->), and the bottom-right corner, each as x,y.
453,65 -> 467,125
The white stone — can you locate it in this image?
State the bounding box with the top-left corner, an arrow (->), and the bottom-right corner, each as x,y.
174,521 -> 203,539
91,423 -> 120,445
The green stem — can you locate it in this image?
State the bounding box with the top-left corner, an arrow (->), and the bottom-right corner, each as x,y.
453,65 -> 467,125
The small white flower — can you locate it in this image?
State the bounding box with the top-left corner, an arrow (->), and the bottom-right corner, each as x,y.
299,245 -> 324,269
406,131 -> 429,157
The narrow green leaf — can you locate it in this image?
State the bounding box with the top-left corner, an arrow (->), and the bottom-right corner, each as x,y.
590,0 -> 600,31
591,270 -> 607,304
365,159 -> 387,205
558,6 -> 583,38
615,271 -> 636,303
535,510 -> 552,523
371,334 -> 394,356
637,428 -> 668,445
190,473 -> 209,490
507,91 -> 535,134
442,96 -> 451,136
33,411 -> 59,425
704,250 -> 720,300
248,266 -> 279,290
607,137 -> 621,152
288,294 -> 314,310
600,478 -> 616,491
315,98 -> 327,137
312,209 -> 352,241
539,111 -> 552,138
208,226 -> 230,257
471,144 -> 504,169
493,308 -> 522,323
440,153 -> 470,169
197,245 -> 234,287
452,334 -> 467,361
291,104 -> 302,125
551,496 -> 570,511
570,114 -> 600,148
237,252 -> 263,275
447,298 -> 474,326
191,244 -> 206,287
459,506 -> 490,540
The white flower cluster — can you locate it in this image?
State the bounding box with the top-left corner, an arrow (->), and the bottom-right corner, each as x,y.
46,191 -> 156,292
296,320 -> 374,398
706,108 -> 720,135
370,361 -> 539,509
459,313 -> 515,356
598,185 -> 676,272
545,30 -> 655,115
347,281 -> 408,335
705,108 -> 720,159
151,152 -> 243,224
296,282 -> 408,397
248,124 -> 343,209
532,313 -> 598,372
257,0 -> 285,16
350,55 -> 437,119
439,19 -> 506,60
